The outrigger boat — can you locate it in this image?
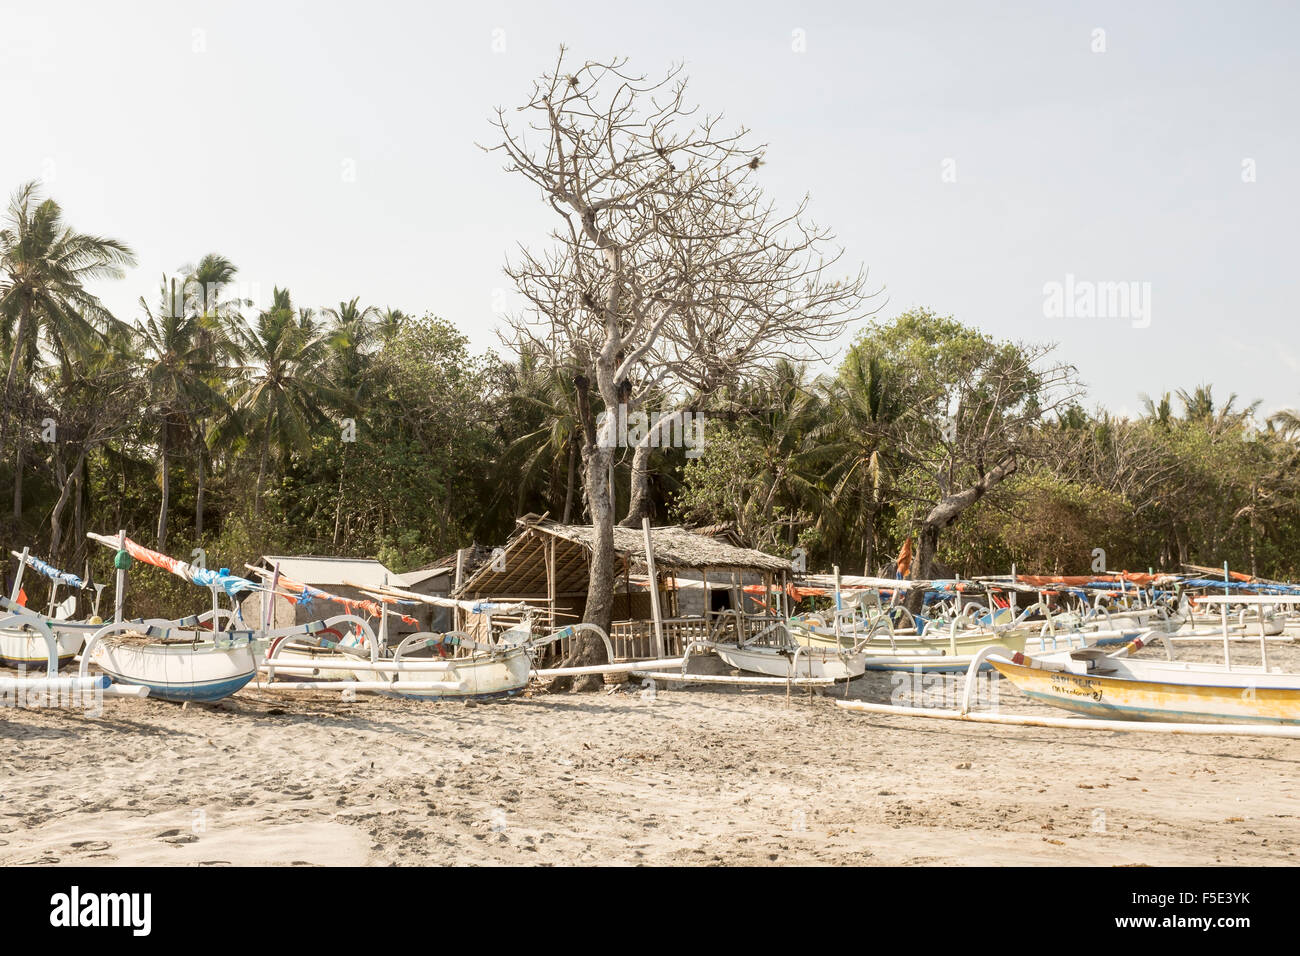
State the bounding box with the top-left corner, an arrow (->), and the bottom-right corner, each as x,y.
80,532 -> 279,703
984,596 -> 1300,725
786,578 -> 1156,673
0,549 -> 109,668
258,579 -> 608,701
0,597 -> 96,670
251,564 -> 384,681
681,611 -> 866,681
359,585 -> 614,700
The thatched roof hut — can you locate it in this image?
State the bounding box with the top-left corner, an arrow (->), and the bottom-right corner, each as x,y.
457,515 -> 788,596
454,515 -> 791,659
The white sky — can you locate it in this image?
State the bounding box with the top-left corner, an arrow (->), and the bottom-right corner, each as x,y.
4,0 -> 1298,418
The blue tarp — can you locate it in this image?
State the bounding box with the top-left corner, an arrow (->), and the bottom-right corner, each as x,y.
24,554 -> 85,590
189,566 -> 259,597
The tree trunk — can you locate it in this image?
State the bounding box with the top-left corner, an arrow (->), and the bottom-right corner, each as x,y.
562,436 -> 576,524
1249,481 -> 1258,580
906,456 -> 1018,611
73,457 -> 86,567
333,445 -> 349,547
861,510 -> 876,578
619,442 -> 653,527
550,375 -> 612,692
195,441 -> 205,537
582,444 -> 617,636
11,443 -> 23,524
1,297 -> 32,441
157,427 -> 170,549
254,434 -> 269,515
49,447 -> 88,562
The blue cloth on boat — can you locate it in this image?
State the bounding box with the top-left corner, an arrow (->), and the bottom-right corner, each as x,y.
25,555 -> 85,590
189,565 -> 259,597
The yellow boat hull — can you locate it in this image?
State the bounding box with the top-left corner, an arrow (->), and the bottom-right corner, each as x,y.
991,659 -> 1300,725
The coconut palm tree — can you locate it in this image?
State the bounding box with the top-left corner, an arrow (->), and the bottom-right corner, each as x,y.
137,276 -> 231,549
1174,384 -> 1256,431
176,253 -> 245,536
502,346 -> 584,520
221,288 -> 345,513
376,307 -> 409,345
0,180 -> 135,522
0,181 -> 136,394
323,297 -> 381,402
1139,391 -> 1173,426
820,348 -> 906,574
737,359 -> 831,549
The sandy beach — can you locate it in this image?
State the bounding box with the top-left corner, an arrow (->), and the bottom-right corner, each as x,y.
3,644 -> 1299,867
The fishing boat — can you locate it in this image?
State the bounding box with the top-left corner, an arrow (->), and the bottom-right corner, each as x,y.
989,643 -> 1300,725
695,613 -> 867,680
0,607 -> 87,670
264,631 -> 368,681
987,606 -> 1300,725
86,623 -> 263,703
80,531 -> 272,703
375,626 -> 535,700
258,581 -> 569,700
0,549 -> 110,669
712,640 -> 866,680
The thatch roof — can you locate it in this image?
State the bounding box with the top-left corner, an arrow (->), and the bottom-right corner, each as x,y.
684,522 -> 747,548
455,515 -> 790,599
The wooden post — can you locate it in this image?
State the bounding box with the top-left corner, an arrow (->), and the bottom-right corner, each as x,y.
1009,563 -> 1018,619
833,564 -> 842,640
546,537 -> 557,630
113,529 -> 126,624
263,561 -> 281,631
9,546 -> 29,603
1222,561 -> 1232,673
642,517 -> 665,659
453,548 -> 466,633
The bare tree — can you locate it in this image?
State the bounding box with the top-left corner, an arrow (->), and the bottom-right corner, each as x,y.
856,312 -> 1081,605
489,50 -> 878,680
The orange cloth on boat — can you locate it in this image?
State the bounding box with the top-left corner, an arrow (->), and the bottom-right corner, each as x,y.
896,537 -> 913,579
1014,572 -> 1162,586
273,573 -> 417,624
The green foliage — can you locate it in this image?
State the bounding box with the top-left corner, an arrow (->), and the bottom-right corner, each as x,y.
7,183 -> 1300,623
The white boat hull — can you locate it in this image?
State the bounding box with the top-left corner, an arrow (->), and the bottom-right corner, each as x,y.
377,648 -> 532,700
91,638 -> 258,703
0,627 -> 84,669
266,647 -> 360,681
715,644 -> 865,680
